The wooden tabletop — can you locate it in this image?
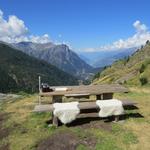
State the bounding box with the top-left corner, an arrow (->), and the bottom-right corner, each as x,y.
40,84 -> 129,97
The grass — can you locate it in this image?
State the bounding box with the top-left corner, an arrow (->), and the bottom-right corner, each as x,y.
93,44 -> 150,86
0,86 -> 150,150
77,144 -> 89,150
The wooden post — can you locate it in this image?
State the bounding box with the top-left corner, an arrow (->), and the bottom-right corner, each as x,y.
89,95 -> 97,100
96,94 -> 101,100
38,76 -> 41,105
39,76 -> 41,93
52,96 -> 62,103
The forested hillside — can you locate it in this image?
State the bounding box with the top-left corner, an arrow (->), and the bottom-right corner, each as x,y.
0,43 -> 78,93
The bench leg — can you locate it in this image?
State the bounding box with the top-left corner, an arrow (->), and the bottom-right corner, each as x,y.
114,115 -> 119,122
52,113 -> 59,127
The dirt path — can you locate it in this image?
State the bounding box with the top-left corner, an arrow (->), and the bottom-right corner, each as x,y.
0,144 -> 9,150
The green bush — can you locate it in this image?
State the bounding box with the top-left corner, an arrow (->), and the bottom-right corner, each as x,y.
93,72 -> 101,79
139,77 -> 148,85
139,64 -> 145,73
146,40 -> 150,45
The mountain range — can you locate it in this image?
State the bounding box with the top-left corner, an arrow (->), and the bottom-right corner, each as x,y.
79,48 -> 137,67
0,43 -> 78,93
12,42 -> 138,80
12,42 -> 93,79
93,41 -> 150,86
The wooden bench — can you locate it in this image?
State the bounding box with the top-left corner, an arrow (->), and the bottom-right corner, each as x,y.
33,100 -> 137,126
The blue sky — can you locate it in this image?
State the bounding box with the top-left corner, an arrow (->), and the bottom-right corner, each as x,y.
0,0 -> 150,51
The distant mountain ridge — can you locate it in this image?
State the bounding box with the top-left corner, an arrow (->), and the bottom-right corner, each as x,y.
0,43 -> 78,93
79,48 -> 137,67
12,42 -> 93,79
93,48 -> 138,67
93,41 -> 150,86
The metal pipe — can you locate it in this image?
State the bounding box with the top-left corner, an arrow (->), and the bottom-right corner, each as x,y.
38,76 -> 41,104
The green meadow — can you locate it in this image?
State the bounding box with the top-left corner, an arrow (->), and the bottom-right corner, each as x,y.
0,86 -> 150,150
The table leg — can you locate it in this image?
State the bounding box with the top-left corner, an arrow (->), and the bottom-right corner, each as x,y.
89,95 -> 97,100
52,96 -> 62,103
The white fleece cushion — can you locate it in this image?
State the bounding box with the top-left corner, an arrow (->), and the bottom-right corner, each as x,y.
54,87 -> 68,91
53,102 -> 80,124
96,99 -> 124,117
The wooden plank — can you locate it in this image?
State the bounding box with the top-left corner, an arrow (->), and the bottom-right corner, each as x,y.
33,105 -> 53,112
65,93 -> 90,97
33,100 -> 137,112
39,84 -> 129,97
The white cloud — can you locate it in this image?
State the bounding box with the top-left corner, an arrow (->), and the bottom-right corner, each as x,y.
0,9 -> 51,43
29,34 -> 50,43
84,20 -> 150,52
133,20 -> 148,33
0,9 -> 3,18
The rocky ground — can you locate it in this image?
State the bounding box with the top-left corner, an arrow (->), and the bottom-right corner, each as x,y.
0,93 -> 20,101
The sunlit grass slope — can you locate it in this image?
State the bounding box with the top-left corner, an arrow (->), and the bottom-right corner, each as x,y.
93,41 -> 150,86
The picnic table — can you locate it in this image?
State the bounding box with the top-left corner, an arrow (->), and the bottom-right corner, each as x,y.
34,84 -> 138,126
39,84 -> 129,104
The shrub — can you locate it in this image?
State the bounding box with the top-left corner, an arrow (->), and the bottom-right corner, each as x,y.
139,64 -> 145,73
141,45 -> 144,49
139,77 -> 148,85
124,80 -> 127,84
93,72 -> 101,79
146,40 -> 150,45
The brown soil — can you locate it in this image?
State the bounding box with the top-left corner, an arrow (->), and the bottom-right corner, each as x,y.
41,113 -> 112,150
0,144 -> 9,150
77,120 -> 112,131
0,113 -> 10,150
37,131 -> 96,150
79,134 -> 97,149
0,128 -> 10,140
0,113 -> 7,125
37,131 -> 79,150
68,113 -> 112,132
0,113 -> 10,139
